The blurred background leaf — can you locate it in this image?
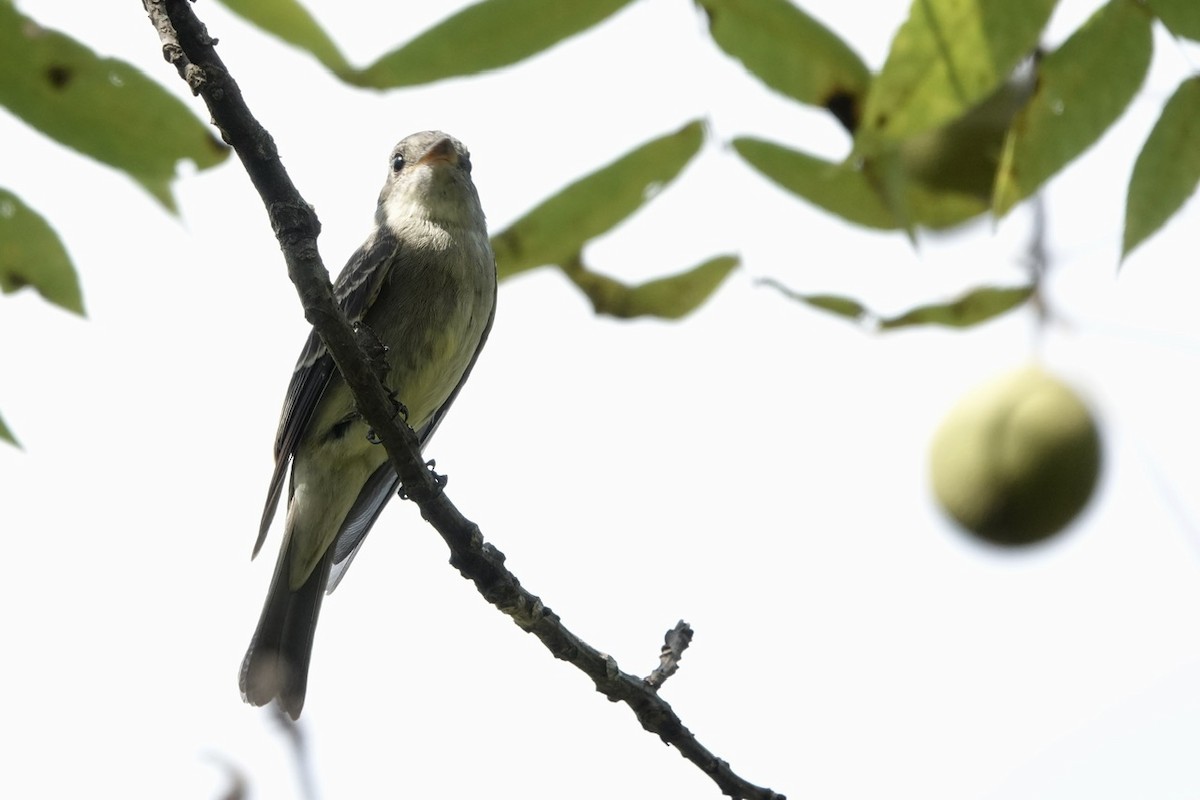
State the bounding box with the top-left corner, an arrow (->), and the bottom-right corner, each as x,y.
697,0 -> 871,129
857,0 -> 1055,148
0,189 -> 83,315
565,255 -> 739,320
348,0 -> 635,88
1123,76 -> 1200,260
492,121 -> 705,278
879,285 -> 1035,329
1146,0 -> 1200,40
734,137 -> 988,231
0,3 -> 228,210
734,138 -> 897,228
761,278 -> 1035,330
216,0 -> 352,73
993,0 -> 1152,216
899,72 -> 1034,200
0,410 -> 17,448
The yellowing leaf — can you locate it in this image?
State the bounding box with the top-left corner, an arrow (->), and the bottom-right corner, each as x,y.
697,0 -> 870,129
900,74 -> 1034,199
351,0 -> 634,88
0,189 -> 83,315
0,4 -> 228,210
1123,77 -> 1200,259
492,121 -> 705,278
993,0 -> 1152,216
859,0 -> 1055,147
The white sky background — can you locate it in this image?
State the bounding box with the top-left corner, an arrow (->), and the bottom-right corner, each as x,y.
2,0 -> 1200,797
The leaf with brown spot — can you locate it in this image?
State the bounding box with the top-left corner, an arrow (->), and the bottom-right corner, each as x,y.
0,189 -> 83,315
0,4 -> 228,210
697,0 -> 870,127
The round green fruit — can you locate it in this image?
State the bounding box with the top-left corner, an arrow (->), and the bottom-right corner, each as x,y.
929,366 -> 1102,547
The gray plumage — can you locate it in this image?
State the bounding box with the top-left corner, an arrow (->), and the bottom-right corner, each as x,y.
240,131 -> 496,719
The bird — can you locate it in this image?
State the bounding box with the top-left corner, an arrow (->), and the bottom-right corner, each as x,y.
239,131 -> 496,719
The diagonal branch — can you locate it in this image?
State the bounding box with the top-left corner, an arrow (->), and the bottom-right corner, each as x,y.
141,3 -> 783,797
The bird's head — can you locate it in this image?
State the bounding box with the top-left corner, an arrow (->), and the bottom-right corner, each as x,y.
376,131 -> 485,234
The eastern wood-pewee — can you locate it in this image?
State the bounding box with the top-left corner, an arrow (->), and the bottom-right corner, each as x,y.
240,131 -> 496,719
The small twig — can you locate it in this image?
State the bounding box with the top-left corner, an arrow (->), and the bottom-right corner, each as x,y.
1023,193 -> 1052,330
142,3 -> 783,797
645,620 -> 694,690
271,708 -> 318,800
202,753 -> 248,800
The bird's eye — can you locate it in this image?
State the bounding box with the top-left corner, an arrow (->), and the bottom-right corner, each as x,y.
391,155 -> 405,173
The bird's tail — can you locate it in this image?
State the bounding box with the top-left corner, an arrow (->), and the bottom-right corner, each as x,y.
239,540 -> 333,720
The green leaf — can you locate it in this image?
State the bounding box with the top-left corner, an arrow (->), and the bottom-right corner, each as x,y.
858,0 -> 1056,147
758,278 -> 870,322
0,4 -> 227,211
1146,0 -> 1200,40
215,0 -> 351,73
0,189 -> 84,315
878,285 -> 1034,329
734,137 -> 987,231
0,409 -> 18,448
1123,77 -> 1200,260
565,255 -> 738,320
803,294 -> 868,320
696,0 -> 870,129
993,0 -> 1152,216
735,138 -> 896,228
899,74 -> 1034,199
492,121 -> 705,278
350,0 -> 635,88
761,278 -> 1034,330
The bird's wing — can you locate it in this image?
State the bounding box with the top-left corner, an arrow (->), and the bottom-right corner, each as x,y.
325,462 -> 400,591
325,274 -> 497,592
252,231 -> 403,558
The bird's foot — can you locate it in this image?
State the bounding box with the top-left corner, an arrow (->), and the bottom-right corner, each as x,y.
365,393 -> 408,445
426,459 -> 448,489
387,389 -> 409,422
397,460 -> 447,500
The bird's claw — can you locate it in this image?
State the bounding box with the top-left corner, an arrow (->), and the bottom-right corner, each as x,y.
388,389 -> 409,422
427,459 -> 448,489
364,392 -> 408,446
397,460 -> 447,500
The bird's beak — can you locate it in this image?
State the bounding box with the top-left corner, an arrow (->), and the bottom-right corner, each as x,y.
418,137 -> 458,167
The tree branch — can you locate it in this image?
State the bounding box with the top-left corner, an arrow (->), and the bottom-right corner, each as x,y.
141,3 -> 783,797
